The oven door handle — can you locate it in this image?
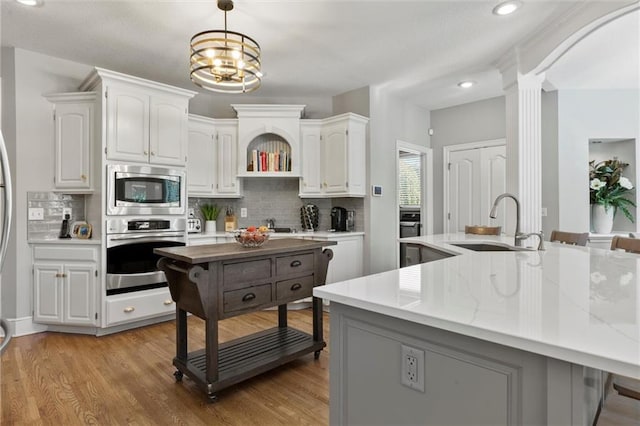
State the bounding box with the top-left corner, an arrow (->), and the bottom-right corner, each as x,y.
108,233 -> 185,242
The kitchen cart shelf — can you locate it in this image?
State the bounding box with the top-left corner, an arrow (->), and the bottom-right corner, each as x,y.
174,327 -> 324,396
156,238 -> 335,402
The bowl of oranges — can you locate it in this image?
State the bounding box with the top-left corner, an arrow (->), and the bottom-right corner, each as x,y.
234,225 -> 270,248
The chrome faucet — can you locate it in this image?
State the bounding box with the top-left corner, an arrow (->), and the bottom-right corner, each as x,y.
489,193 -> 545,250
489,193 -> 526,247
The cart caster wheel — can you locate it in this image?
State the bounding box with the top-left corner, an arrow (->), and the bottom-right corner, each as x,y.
314,350 -> 321,360
173,370 -> 183,382
207,394 -> 218,403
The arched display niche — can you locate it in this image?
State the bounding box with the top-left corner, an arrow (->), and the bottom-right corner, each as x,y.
246,131 -> 293,173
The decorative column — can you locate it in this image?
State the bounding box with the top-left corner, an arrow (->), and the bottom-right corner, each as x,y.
503,71 -> 545,236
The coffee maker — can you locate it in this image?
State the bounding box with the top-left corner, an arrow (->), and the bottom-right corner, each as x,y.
331,207 -> 348,231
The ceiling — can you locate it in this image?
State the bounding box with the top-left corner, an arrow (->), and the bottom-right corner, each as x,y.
1,1 -> 637,111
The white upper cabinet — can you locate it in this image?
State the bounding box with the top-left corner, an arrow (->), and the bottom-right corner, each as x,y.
299,121 -> 323,196
150,94 -> 189,166
46,92 -> 96,192
300,113 -> 368,198
80,67 -> 196,167
187,115 -> 241,198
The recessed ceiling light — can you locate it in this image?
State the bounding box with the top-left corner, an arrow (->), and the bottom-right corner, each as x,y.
15,0 -> 43,6
492,1 -> 522,16
458,81 -> 475,89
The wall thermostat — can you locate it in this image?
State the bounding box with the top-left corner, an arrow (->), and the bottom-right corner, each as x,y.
372,185 -> 383,197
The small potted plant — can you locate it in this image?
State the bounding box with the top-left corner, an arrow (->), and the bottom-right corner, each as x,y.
589,159 -> 636,234
200,203 -> 220,234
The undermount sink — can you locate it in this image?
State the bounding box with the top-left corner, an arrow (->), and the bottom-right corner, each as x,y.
271,227 -> 292,233
448,243 -> 522,252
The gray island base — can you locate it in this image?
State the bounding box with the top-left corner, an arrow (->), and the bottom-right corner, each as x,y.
330,302 -> 600,425
155,238 -> 335,402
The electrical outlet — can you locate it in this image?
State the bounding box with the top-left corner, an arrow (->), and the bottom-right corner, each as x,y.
541,207 -> 548,217
28,208 -> 44,221
240,207 -> 247,218
62,207 -> 72,219
401,344 -> 425,392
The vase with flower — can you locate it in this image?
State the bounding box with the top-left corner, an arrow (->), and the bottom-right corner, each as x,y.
589,159 -> 636,234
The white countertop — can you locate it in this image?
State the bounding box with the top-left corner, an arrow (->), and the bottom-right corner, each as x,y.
188,231 -> 364,239
28,237 -> 101,245
314,233 -> 640,379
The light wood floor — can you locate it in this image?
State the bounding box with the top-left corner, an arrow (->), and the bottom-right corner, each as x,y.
1,310 -> 329,425
1,309 -> 639,425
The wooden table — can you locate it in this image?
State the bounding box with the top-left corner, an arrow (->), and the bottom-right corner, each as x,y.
155,238 -> 335,401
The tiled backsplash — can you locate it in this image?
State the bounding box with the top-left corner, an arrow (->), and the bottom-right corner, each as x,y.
189,178 -> 365,232
27,192 -> 85,239
28,181 -> 365,239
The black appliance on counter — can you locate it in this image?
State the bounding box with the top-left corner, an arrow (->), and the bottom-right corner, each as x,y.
331,206 -> 348,231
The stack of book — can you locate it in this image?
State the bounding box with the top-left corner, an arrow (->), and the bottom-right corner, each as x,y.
248,142 -> 292,172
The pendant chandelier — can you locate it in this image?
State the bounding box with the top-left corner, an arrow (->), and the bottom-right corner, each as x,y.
190,0 -> 262,94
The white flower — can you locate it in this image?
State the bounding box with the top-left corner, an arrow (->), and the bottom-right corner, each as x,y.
590,178 -> 605,190
619,176 -> 633,190
590,271 -> 607,284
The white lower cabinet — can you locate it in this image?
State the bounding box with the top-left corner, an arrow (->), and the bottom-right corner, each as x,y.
105,288 -> 175,326
33,245 -> 98,326
308,234 -> 364,284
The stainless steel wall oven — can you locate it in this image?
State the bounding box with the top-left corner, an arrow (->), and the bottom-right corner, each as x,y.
107,164 -> 186,216
106,218 -> 186,295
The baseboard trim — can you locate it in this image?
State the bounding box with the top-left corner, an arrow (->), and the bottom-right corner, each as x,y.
5,316 -> 48,337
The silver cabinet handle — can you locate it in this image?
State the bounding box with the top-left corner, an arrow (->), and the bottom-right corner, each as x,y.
123,306 -> 135,313
163,300 -> 173,305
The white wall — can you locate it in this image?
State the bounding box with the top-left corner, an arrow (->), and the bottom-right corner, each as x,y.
367,85 -> 429,274
429,97 -> 506,233
1,48 -> 92,322
557,89 -> 640,234
541,91 -> 559,239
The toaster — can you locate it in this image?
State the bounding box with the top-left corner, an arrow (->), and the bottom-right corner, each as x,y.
187,218 -> 202,233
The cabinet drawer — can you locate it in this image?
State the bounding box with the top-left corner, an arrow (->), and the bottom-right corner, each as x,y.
223,284 -> 271,313
105,289 -> 175,326
276,253 -> 314,277
33,246 -> 98,262
223,259 -> 272,289
276,275 -> 314,302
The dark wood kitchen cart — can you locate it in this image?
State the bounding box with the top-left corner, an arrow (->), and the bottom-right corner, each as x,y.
155,238 -> 335,402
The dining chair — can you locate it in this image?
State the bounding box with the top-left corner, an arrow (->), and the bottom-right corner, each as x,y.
608,235 -> 640,400
610,235 -> 640,253
549,230 -> 589,246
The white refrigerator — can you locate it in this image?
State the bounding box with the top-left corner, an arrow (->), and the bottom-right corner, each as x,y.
0,131 -> 12,355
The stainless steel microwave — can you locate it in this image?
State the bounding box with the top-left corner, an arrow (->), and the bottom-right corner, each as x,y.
107,164 -> 186,216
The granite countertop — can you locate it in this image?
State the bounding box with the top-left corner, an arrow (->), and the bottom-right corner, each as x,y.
314,232 -> 640,379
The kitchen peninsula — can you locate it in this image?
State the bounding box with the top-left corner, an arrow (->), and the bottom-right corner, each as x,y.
314,233 -> 640,425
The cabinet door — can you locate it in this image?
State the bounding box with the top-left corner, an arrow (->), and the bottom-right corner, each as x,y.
63,264 -> 96,326
216,124 -> 240,195
150,94 -> 188,166
300,124 -> 323,195
33,264 -> 63,324
324,237 -> 364,284
187,122 -> 217,196
105,84 -> 150,163
53,102 -> 93,191
322,123 -> 349,194
346,120 -> 367,196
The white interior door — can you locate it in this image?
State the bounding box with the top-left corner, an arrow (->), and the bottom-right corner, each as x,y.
445,143 -> 506,233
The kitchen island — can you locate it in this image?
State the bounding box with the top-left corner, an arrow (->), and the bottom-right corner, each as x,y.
314,233 -> 640,425
155,238 -> 335,401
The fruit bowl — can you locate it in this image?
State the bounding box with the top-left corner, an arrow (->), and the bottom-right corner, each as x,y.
234,229 -> 270,248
